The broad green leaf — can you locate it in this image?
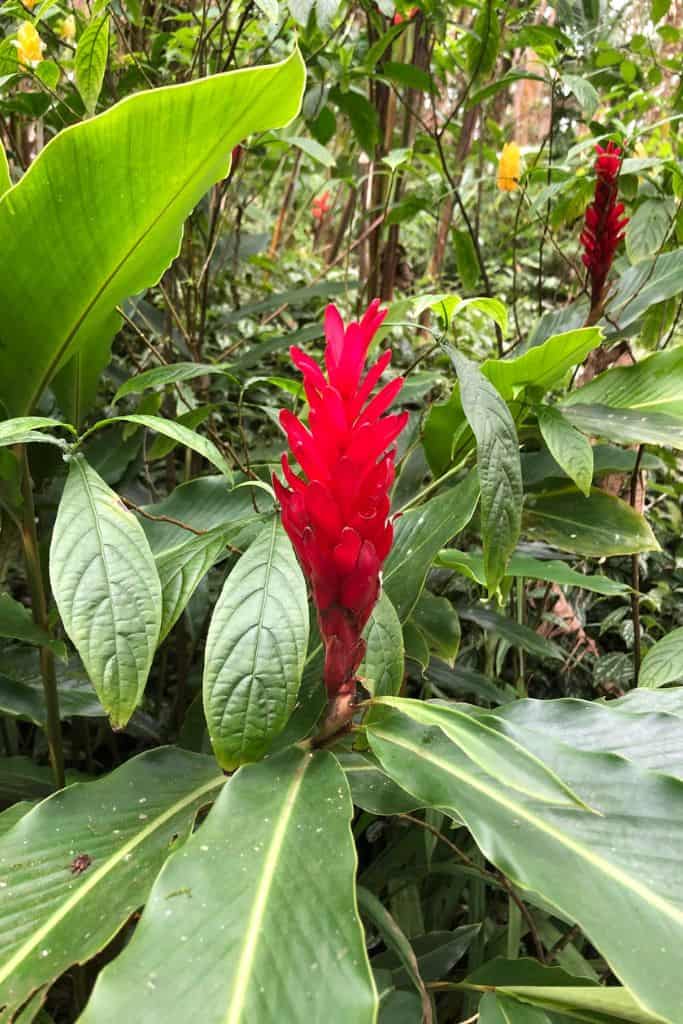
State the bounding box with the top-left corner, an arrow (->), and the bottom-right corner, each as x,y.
561,403 -> 683,450
537,405 -> 593,497
606,248 -> 683,331
523,486 -> 659,557
482,329 -> 602,401
203,518 -> 309,770
611,687 -> 683,717
412,294 -> 507,336
384,471 -> 480,620
113,362 -> 234,402
411,591 -> 460,665
0,747 -> 225,1020
453,229 -> 479,290
367,702 -> 683,1024
155,514 -> 268,642
453,605 -> 565,662
74,14 -> 109,116
435,549 -> 630,597
360,591 -> 404,697
490,696 -> 683,780
49,455 -> 162,729
80,749 -> 377,1024
0,416 -> 74,448
0,50 -> 305,419
338,751 -> 421,814
0,655 -> 104,725
496,986 -> 670,1023
88,415 -> 232,481
561,73 -> 599,119
639,627 -> 683,689
467,0 -> 500,77
563,348 -> 683,419
0,757 -> 56,803
479,993 -> 550,1024
626,199 -> 673,264
522,445 -> 663,490
287,134 -> 336,167
0,594 -> 63,652
448,348 -> 522,593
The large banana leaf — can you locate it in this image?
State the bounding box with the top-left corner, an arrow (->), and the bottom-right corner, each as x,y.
367,699 -> 683,1023
0,50 -> 305,421
80,748 -> 377,1023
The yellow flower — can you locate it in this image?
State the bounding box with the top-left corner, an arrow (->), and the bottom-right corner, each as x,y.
58,14 -> 76,43
23,0 -> 38,8
16,21 -> 44,65
497,141 -> 521,192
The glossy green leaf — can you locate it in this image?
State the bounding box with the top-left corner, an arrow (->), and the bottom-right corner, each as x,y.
49,455 -> 162,729
564,348 -> 683,420
75,14 -> 109,116
89,415 -> 232,480
494,986 -> 669,1023
203,518 -> 309,770
0,416 -> 74,448
483,329 -> 602,401
435,549 -> 629,597
288,134 -> 336,167
360,591 -> 404,697
0,656 -> 104,725
411,590 -> 460,665
155,514 -> 268,642
561,404 -> 683,450
338,751 -> 422,814
368,700 -> 683,1023
537,405 -> 593,497
606,249 -> 683,332
459,605 -> 564,662
626,199 -> 673,264
448,349 -> 522,593
384,472 -> 479,620
0,747 -> 225,1020
0,50 -> 305,419
479,992 -> 551,1024
523,486 -> 659,557
562,73 -> 599,118
114,362 -> 234,402
0,594 -> 61,651
80,749 -> 377,1023
639,627 -> 683,689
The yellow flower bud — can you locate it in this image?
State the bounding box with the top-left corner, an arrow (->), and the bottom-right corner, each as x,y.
16,21 -> 44,66
497,141 -> 521,192
23,0 -> 39,9
58,14 -> 76,43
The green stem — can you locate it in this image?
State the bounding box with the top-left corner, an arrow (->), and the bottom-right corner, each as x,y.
18,446 -> 65,789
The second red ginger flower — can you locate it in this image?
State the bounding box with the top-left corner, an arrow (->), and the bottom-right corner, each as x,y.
581,141 -> 628,311
274,300 -> 408,698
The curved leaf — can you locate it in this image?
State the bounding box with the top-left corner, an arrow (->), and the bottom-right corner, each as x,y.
523,486 -> 659,557
80,749 -> 377,1024
203,518 -> 309,770
537,405 -> 593,497
114,362 -> 234,402
361,591 -> 404,697
0,49 -> 305,418
0,747 -> 224,1020
435,549 -> 629,597
88,415 -> 232,481
49,455 -> 162,729
74,14 -> 109,116
640,627 -> 683,689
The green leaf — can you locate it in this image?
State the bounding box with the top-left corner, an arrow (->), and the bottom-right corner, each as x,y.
0,747 -> 225,1020
80,749 -> 377,1023
287,134 -> 336,167
453,229 -> 479,290
564,347 -> 683,420
606,248 -> 683,331
0,416 -> 74,448
0,594 -> 62,652
384,472 -> 480,621
467,0 -> 500,78
561,403 -> 683,450
35,59 -> 60,91
338,751 -> 421,814
0,50 -> 305,420
113,362 -> 234,402
367,701 -> 683,1024
626,199 -> 673,264
523,486 -> 659,557
360,591 -> 404,698
448,349 -> 522,593
459,605 -> 565,663
652,0 -> 671,20
413,294 -> 508,336
74,15 -> 109,116
155,515 -> 267,642
479,992 -> 550,1024
562,73 -> 599,119
411,591 -> 460,665
537,405 -> 593,497
380,62 -> 435,93
331,86 -> 379,154
435,549 -> 630,597
49,455 -> 162,729
482,329 -> 602,401
493,986 -> 670,1023
88,415 -> 233,481
203,518 -> 309,770
640,627 -> 683,689
0,653 -> 104,725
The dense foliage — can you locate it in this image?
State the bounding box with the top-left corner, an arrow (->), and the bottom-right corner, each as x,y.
1,0 -> 683,1020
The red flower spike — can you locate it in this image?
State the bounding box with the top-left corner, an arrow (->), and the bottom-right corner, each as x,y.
580,142 -> 628,310
312,190 -> 331,221
275,300 -> 408,697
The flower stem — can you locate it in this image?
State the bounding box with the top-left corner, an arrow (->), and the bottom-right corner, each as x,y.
18,446 -> 65,789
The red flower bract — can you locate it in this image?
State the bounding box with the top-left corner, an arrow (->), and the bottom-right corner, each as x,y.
274,300 -> 408,698
580,142 -> 628,310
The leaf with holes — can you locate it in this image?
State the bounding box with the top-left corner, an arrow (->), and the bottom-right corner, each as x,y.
80,748 -> 377,1023
49,455 -> 162,729
0,747 -> 224,1021
203,518 -> 309,770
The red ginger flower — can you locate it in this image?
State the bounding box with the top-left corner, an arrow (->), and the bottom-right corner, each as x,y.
312,190 -> 331,221
274,300 -> 408,698
580,142 -> 628,310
